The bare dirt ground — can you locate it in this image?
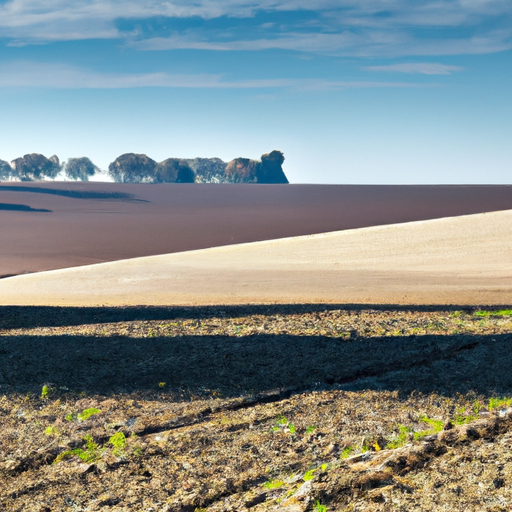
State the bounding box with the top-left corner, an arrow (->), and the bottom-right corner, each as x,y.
1,304 -> 512,511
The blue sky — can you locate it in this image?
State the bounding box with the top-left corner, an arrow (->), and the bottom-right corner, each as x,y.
0,0 -> 511,183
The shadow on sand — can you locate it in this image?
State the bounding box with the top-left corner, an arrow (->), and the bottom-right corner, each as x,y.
0,305 -> 511,399
0,185 -> 147,202
0,203 -> 51,213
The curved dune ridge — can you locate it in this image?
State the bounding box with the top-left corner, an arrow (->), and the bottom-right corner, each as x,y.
1,209 -> 511,306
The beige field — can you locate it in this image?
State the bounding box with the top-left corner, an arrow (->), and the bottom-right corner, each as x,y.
1,209 -> 511,306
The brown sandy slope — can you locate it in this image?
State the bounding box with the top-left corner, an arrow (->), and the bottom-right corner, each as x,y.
0,209 -> 511,306
1,183 -> 512,277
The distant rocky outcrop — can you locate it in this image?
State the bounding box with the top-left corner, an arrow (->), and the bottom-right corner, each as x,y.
258,150 -> 288,184
108,153 -> 158,183
183,158 -> 228,183
107,151 -> 287,184
155,159 -> 195,183
63,157 -> 100,182
10,153 -> 61,181
0,160 -> 12,181
0,150 -> 289,183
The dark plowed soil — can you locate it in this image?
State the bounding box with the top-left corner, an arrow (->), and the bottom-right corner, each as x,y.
1,304 -> 512,511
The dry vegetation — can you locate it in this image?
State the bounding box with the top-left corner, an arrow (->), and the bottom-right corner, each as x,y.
1,304 -> 512,511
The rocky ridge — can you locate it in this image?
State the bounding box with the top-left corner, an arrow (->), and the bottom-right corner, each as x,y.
0,151 -> 288,184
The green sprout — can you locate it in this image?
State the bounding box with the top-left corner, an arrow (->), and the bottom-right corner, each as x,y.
385,425 -> 413,449
314,500 -> 327,512
109,432 -> 127,457
77,408 -> 102,421
263,479 -> 284,490
54,434 -> 104,464
489,397 -> 512,411
41,386 -> 49,400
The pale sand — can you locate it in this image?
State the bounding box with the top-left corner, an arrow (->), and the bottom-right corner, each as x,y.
1,210 -> 511,306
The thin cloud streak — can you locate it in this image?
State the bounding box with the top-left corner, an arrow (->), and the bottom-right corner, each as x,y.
133,30 -> 512,57
363,63 -> 465,75
0,61 -> 427,90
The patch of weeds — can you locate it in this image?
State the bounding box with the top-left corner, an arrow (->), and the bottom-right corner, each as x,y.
474,309 -> 512,317
45,425 -> 59,436
489,397 -> 512,411
41,385 -> 49,400
272,415 -> 296,434
340,446 -> 355,459
303,469 -> 316,481
413,415 -> 444,441
65,412 -> 76,422
132,445 -> 144,457
472,399 -> 484,415
314,500 -> 328,512
263,479 -> 284,490
419,415 -> 444,432
453,406 -> 476,425
450,311 -> 462,318
109,432 -> 126,457
78,408 -> 102,421
385,425 -> 412,449
54,434 -> 104,464
427,319 -> 446,331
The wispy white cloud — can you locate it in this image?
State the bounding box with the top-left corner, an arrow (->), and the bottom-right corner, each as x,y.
363,62 -> 464,74
0,61 -> 426,90
132,29 -> 512,57
0,0 -> 511,57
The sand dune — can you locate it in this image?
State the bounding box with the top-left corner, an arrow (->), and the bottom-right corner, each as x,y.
1,209 -> 511,306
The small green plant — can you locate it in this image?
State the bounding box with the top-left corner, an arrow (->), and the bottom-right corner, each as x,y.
314,500 -> 327,512
263,479 -> 284,490
413,415 -> 445,441
489,397 -> 512,411
45,425 -> 59,436
385,425 -> 412,449
340,446 -> 355,459
272,416 -> 296,434
306,425 -> 317,434
453,406 -> 476,425
54,434 -> 104,464
77,408 -> 102,421
303,469 -> 316,481
41,385 -> 49,400
474,309 -> 512,317
109,432 -> 126,456
65,412 -> 76,422
419,415 -> 444,431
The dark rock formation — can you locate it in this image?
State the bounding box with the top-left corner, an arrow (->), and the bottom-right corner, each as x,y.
108,153 -> 157,183
256,150 -> 288,184
184,158 -> 228,183
64,157 -> 100,181
155,159 -> 195,183
225,158 -> 259,183
0,160 -> 12,181
10,153 -> 61,181
1,150 -> 289,183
